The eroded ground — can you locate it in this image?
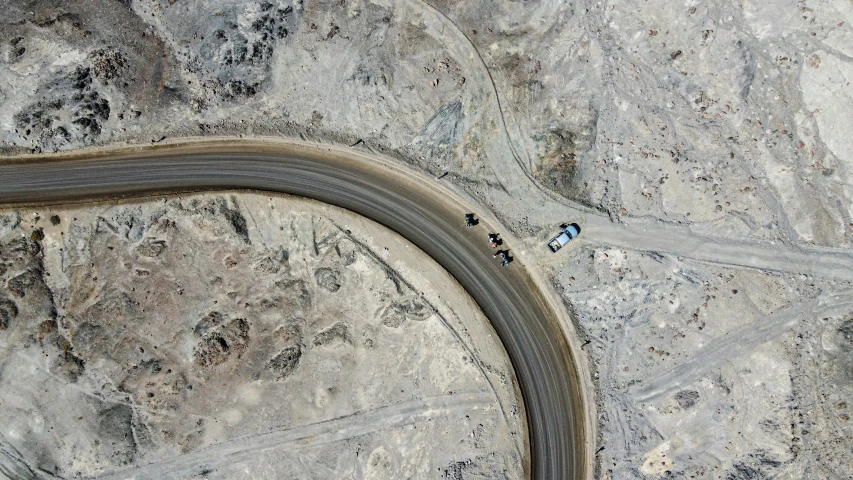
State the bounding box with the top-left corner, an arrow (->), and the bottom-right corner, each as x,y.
2,0 -> 853,478
0,193 -> 523,479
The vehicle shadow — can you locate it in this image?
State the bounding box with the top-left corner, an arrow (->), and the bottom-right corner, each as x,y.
559,223 -> 582,236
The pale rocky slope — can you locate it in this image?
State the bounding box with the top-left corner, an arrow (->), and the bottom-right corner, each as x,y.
2,0 -> 852,478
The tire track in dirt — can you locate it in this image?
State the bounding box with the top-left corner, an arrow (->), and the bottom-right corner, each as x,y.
404,0 -> 582,207
328,221 -> 524,459
0,142 -> 588,480
580,217 -> 853,282
406,1 -> 853,282
632,288 -> 853,402
95,393 -> 494,480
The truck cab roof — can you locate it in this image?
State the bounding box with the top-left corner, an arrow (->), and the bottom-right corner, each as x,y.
548,224 -> 580,252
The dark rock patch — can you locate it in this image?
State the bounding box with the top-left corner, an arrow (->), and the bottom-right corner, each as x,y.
194,318 -> 250,368
839,317 -> 853,345
253,253 -> 283,274
725,451 -> 782,480
532,128 -> 580,197
267,344 -> 301,380
84,290 -> 137,324
90,48 -> 126,83
313,322 -> 351,346
674,389 -> 700,409
193,311 -> 226,338
71,322 -> 105,353
35,318 -> 57,341
97,405 -> 137,465
0,298 -> 19,330
178,1 -> 301,102
13,65 -> 111,150
7,268 -> 44,298
52,343 -> 86,383
136,238 -> 167,257
274,322 -> 302,345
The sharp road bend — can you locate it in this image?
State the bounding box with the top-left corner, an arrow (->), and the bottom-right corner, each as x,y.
0,142 -> 589,480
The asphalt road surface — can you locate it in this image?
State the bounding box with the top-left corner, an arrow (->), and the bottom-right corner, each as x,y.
0,144 -> 586,480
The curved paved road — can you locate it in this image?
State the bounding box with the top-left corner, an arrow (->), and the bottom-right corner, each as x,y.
0,144 -> 587,480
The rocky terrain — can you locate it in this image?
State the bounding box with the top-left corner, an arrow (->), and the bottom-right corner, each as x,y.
0,194 -> 523,478
2,0 -> 853,478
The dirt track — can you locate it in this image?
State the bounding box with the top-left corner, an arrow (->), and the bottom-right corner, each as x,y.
0,140 -> 590,480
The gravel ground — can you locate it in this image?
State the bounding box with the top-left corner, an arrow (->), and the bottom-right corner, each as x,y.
0,193 -> 523,479
2,0 -> 853,478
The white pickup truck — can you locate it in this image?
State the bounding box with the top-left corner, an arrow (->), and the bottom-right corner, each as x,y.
548,224 -> 580,253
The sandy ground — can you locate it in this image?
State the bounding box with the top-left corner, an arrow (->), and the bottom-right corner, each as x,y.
0,193 -> 524,479
2,0 -> 853,478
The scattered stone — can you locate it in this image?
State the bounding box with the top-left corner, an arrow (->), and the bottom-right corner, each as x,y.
674,389 -> 700,409
0,298 -> 19,330
137,238 -> 167,257
267,344 -> 301,379
312,322 -> 351,346
193,311 -> 226,338
194,318 -> 250,368
314,267 -> 342,292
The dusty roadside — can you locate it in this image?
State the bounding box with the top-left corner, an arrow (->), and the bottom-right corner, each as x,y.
0,136 -> 594,479
0,191 -> 526,478
3,0 -> 853,477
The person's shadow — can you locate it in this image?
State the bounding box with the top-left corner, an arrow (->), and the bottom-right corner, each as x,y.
493,250 -> 513,264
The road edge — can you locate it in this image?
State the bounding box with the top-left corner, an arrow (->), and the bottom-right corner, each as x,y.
0,135 -> 595,479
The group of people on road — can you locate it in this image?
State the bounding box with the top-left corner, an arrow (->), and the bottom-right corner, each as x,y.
465,214 -> 512,266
